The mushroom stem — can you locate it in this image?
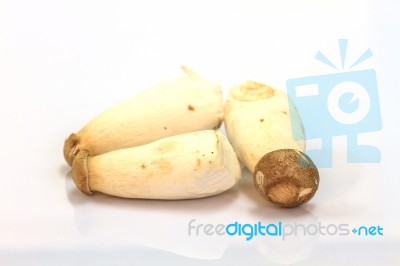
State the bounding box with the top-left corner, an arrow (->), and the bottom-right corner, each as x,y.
224,81 -> 319,207
71,130 -> 241,199
63,67 -> 223,166
224,81 -> 305,173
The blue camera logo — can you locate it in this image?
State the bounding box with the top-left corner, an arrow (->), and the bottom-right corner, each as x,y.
286,40 -> 382,167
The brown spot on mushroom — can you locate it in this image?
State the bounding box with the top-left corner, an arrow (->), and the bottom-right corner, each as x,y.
281,111 -> 288,115
154,141 -> 176,154
253,149 -> 319,208
215,132 -> 220,149
163,126 -> 167,130
232,81 -> 275,101
150,159 -> 173,175
188,105 -> 195,111
260,118 -> 264,123
196,158 -> 201,167
140,164 -> 146,169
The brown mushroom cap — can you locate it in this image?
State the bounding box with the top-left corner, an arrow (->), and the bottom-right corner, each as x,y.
63,133 -> 81,166
71,149 -> 92,195
253,149 -> 319,208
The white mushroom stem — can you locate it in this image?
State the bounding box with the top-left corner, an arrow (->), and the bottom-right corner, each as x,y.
224,81 -> 306,173
64,66 -> 223,166
72,130 -> 241,199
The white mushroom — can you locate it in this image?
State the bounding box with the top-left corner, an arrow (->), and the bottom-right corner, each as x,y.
72,130 -> 241,199
224,81 -> 319,207
224,81 -> 305,172
64,66 -> 223,166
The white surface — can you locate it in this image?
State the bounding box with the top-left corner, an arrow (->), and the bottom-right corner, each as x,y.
1,0 -> 399,265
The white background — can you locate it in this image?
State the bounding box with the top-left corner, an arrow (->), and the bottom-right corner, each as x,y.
1,0 -> 399,265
